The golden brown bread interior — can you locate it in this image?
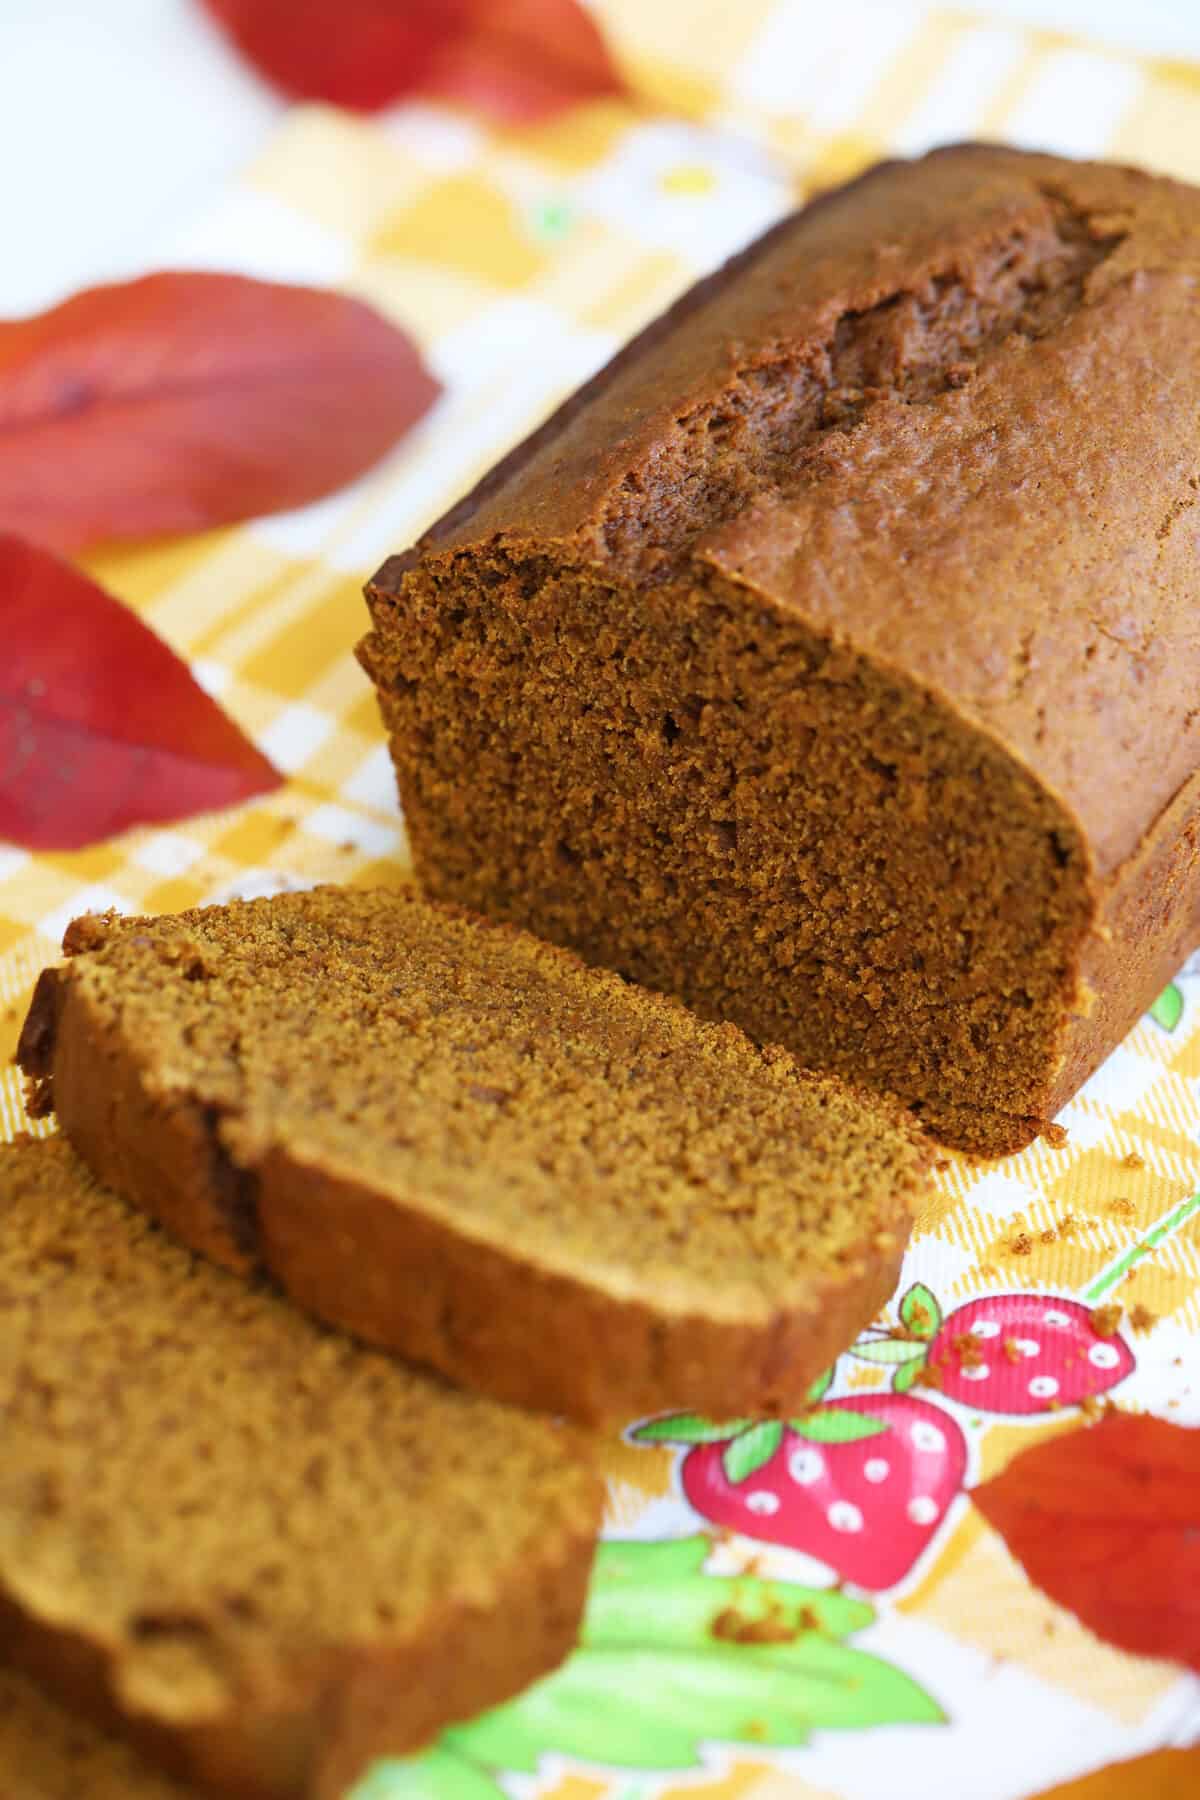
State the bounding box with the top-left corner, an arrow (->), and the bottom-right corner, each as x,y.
0,1136 -> 600,1800
17,887 -> 928,1425
361,143 -> 1200,1156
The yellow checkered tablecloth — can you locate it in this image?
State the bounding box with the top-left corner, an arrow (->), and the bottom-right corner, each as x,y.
5,5 -> 1200,1797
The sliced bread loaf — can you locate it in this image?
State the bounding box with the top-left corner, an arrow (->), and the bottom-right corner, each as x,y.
0,1664 -> 197,1799
0,1137 -> 600,1800
18,887 -> 929,1424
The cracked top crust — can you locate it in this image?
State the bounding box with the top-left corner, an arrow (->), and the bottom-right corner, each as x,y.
371,144 -> 1200,878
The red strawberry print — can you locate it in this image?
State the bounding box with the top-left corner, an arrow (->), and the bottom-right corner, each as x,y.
851,1283 -> 1135,1415
633,1381 -> 968,1591
930,1294 -> 1135,1413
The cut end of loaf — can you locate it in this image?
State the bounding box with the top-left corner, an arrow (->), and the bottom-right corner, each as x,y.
366,548 -> 1094,1157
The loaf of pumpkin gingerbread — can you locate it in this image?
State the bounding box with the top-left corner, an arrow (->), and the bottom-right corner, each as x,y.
362,143 -> 1200,1155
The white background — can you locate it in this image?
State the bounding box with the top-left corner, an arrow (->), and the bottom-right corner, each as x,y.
3,0 -> 1200,316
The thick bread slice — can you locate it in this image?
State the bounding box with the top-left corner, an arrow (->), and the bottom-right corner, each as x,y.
0,1138 -> 600,1800
17,887 -> 928,1425
0,1664 -> 197,1799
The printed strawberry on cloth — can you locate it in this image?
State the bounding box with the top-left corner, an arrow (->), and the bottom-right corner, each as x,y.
4,4 -> 1200,1798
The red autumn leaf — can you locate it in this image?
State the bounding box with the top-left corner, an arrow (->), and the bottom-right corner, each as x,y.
0,535 -> 280,849
0,272 -> 440,552
199,0 -> 626,121
972,1411 -> 1200,1671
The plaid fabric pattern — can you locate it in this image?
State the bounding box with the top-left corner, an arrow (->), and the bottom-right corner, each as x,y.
5,6 -> 1200,1793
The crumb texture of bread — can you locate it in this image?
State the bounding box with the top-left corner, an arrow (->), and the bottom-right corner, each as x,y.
0,1137 -> 601,1800
361,144 -> 1200,1156
0,1664 -> 196,1800
16,888 -> 927,1424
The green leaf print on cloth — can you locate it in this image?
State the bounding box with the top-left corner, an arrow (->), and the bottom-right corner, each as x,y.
358,1535 -> 942,1797
1150,982 -> 1184,1032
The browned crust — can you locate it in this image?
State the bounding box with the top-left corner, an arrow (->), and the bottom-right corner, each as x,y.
20,968 -> 259,1273
367,143 -> 1047,590
368,153 -> 903,590
0,1461 -> 598,1800
19,948 -> 923,1429
1049,764 -> 1200,1118
253,1139 -> 913,1424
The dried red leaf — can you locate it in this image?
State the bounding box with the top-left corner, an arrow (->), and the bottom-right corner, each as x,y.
972,1411 -> 1200,1671
0,272 -> 440,551
200,0 -> 626,120
0,535 -> 280,849
421,0 -> 629,123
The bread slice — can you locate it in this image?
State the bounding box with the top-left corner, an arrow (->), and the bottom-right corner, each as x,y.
0,1137 -> 600,1800
0,1664 -> 197,1799
18,887 -> 928,1425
